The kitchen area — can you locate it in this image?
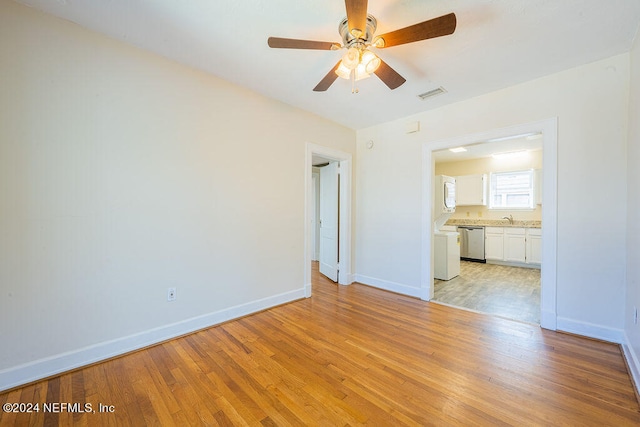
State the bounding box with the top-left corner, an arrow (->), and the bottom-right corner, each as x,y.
432,134 -> 543,323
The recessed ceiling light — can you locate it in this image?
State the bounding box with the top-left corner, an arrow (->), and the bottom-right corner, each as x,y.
485,133 -> 537,143
491,150 -> 529,159
449,147 -> 467,153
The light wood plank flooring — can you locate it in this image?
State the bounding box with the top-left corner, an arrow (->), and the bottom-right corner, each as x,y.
1,263 -> 638,425
434,261 -> 541,324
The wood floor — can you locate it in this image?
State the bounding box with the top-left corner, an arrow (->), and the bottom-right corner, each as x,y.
433,261 -> 541,324
1,264 -> 639,426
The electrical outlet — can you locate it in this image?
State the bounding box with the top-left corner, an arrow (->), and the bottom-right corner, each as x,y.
167,287 -> 176,302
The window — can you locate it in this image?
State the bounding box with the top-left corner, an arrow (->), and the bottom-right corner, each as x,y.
489,170 -> 534,209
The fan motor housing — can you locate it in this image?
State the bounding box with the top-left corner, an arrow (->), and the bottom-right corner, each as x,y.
339,14 -> 377,48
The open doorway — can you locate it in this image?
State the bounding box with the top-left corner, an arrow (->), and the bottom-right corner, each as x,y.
421,119 -> 558,331
431,134 -> 543,323
304,143 -> 352,297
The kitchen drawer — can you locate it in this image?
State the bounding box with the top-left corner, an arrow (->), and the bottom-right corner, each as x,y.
504,227 -> 526,235
485,227 -> 504,234
527,228 -> 542,236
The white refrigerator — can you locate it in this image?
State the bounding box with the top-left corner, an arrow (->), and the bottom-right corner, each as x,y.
434,231 -> 461,280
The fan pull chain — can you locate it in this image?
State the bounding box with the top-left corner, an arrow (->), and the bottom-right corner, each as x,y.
351,69 -> 359,94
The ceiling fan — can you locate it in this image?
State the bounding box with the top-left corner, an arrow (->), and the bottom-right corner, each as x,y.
267,0 -> 456,93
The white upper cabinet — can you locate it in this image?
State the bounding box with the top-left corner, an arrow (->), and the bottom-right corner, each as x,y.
455,174 -> 487,206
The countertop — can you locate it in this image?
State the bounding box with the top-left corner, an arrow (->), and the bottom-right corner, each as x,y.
445,219 -> 542,229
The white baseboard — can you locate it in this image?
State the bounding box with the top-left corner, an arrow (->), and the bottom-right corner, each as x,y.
353,274 -> 421,298
556,316 -> 624,344
0,288 -> 306,393
486,260 -> 541,270
622,333 -> 640,397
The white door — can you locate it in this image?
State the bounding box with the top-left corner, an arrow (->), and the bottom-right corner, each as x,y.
311,173 -> 319,261
319,162 -> 339,282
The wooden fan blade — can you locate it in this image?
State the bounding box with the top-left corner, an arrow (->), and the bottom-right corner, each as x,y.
268,37 -> 338,50
345,0 -> 368,37
374,60 -> 406,90
313,61 -> 342,92
375,13 -> 456,48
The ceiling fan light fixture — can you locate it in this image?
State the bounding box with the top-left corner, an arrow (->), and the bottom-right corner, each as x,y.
361,50 -> 381,73
354,63 -> 370,81
335,62 -> 369,81
335,62 -> 352,79
342,47 -> 360,70
337,49 -> 377,81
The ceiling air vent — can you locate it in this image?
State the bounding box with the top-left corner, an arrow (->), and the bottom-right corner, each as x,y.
417,87 -> 447,100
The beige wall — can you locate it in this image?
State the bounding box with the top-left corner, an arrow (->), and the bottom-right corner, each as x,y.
0,0 -> 355,389
435,150 -> 542,221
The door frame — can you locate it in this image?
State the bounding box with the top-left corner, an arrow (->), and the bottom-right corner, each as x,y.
305,143 -> 353,296
311,171 -> 320,261
421,118 -> 558,330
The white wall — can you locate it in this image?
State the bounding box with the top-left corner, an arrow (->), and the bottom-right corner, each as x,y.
0,0 -> 355,390
625,28 -> 640,384
356,54 -> 629,339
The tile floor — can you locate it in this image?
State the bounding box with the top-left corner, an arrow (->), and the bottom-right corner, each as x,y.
433,261 -> 541,324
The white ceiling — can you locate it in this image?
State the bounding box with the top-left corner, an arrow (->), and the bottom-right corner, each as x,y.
433,134 -> 543,163
15,0 -> 640,130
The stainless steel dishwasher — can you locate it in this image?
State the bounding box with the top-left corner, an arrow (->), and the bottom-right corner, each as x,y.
457,226 -> 486,262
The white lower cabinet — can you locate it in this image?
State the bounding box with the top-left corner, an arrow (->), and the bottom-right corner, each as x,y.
484,226 -> 541,266
504,228 -> 526,263
526,228 -> 542,265
484,227 -> 504,261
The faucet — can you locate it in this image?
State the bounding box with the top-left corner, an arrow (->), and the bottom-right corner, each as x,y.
502,214 -> 514,225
